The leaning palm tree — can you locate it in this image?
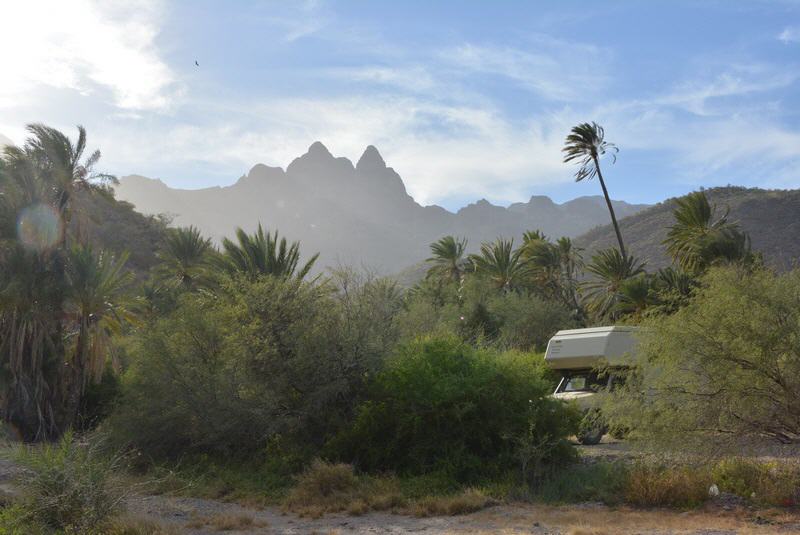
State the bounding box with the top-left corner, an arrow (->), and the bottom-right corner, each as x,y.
426,235 -> 469,283
582,248 -> 645,319
217,224 -> 319,280
664,191 -> 751,274
156,226 -> 213,288
563,122 -> 626,260
469,238 -> 527,291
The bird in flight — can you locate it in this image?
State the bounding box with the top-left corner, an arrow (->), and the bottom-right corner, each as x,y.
195,60 -> 199,67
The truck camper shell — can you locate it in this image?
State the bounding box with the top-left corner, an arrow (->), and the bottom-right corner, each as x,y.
544,326 -> 638,370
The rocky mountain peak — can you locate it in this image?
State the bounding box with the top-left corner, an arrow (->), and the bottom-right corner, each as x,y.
356,145 -> 386,172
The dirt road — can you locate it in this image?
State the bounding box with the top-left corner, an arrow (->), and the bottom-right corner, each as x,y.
126,493 -> 800,534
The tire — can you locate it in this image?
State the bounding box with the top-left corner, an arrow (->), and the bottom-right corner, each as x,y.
577,408 -> 606,445
577,428 -> 604,445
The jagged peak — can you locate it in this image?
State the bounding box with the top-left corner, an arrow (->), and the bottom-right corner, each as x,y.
306,141 -> 333,159
356,145 -> 386,171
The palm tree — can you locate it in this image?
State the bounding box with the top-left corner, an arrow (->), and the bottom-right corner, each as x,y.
217,224 -> 319,280
664,191 -> 751,273
563,122 -> 626,260
582,248 -> 645,319
156,226 -> 213,288
652,267 -> 696,314
0,124 -> 124,439
426,235 -> 469,283
612,273 -> 658,320
469,238 -> 527,291
0,244 -> 63,439
62,244 -> 135,424
8,124 -> 116,247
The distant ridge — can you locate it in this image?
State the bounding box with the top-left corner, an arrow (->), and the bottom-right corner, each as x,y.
575,186 -> 800,271
115,142 -> 648,273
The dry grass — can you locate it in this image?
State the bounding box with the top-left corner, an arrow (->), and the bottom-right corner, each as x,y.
282,459 -> 404,518
409,488 -> 496,517
624,462 -> 710,508
104,515 -> 182,535
466,504 -> 800,534
185,512 -> 267,531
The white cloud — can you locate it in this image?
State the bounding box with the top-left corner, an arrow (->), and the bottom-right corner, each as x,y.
98,94 -> 575,205
0,0 -> 179,110
440,38 -> 609,101
778,26 -> 800,43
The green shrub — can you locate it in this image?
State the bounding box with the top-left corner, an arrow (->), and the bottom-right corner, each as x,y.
534,462 -> 628,505
327,336 -> 577,481
109,273 -> 400,458
490,292 -> 577,352
10,432 -> 129,533
712,458 -> 800,507
606,266 -> 800,449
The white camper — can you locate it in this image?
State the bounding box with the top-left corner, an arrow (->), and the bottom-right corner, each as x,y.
544,326 -> 639,444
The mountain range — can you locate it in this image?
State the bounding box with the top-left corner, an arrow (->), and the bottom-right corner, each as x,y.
115,142 -> 647,273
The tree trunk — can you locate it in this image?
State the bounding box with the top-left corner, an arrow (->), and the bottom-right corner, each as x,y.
593,156 -> 627,261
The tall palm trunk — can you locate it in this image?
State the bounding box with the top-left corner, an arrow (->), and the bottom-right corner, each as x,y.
593,156 -> 626,261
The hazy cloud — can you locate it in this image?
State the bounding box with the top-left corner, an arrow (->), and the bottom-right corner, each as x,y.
0,0 -> 179,111
778,26 -> 800,43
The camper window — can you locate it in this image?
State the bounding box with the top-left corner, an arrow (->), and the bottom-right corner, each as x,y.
559,371 -> 607,393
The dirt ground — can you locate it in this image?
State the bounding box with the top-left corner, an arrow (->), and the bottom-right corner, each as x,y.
125,494 -> 800,534
6,440 -> 800,534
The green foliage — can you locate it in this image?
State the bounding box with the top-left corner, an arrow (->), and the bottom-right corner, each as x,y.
109,272 -> 400,458
664,190 -> 752,274
327,336 -> 577,482
490,291 -> 577,352
469,238 -> 527,291
216,224 -> 318,280
582,248 -> 645,320
712,458 -> 800,507
426,236 -> 469,284
606,266 -> 800,447
534,462 -> 628,504
0,125 -> 134,440
10,432 -> 128,533
154,225 -> 213,289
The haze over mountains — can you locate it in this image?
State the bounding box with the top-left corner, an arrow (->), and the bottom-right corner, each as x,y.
115,142 -> 648,273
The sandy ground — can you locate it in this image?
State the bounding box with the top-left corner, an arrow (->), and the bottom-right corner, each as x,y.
125,494 -> 800,534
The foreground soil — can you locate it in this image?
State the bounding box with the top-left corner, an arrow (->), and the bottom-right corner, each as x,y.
126,494 -> 800,534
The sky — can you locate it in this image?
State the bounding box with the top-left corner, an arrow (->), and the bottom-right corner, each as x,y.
1,0 -> 799,211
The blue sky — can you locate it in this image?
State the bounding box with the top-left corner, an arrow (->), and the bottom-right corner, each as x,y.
1,1 -> 799,210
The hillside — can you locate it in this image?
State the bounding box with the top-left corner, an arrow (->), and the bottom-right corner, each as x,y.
72,190 -> 169,277
575,187 -> 800,270
115,142 -> 647,273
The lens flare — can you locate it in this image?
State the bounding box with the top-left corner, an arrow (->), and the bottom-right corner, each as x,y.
17,204 -> 61,251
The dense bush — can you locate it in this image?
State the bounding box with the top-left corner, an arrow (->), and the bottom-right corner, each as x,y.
108,273 -> 400,458
605,266 -> 800,448
327,336 -> 577,481
712,458 -> 800,507
397,276 -> 576,352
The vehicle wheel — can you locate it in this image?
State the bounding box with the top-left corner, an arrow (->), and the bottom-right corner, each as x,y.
577,409 -> 606,445
577,427 -> 604,445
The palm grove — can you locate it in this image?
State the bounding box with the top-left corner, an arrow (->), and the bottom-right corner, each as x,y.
0,122 -> 797,481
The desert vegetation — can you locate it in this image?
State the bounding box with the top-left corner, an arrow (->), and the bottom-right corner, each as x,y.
1,123 -> 799,532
